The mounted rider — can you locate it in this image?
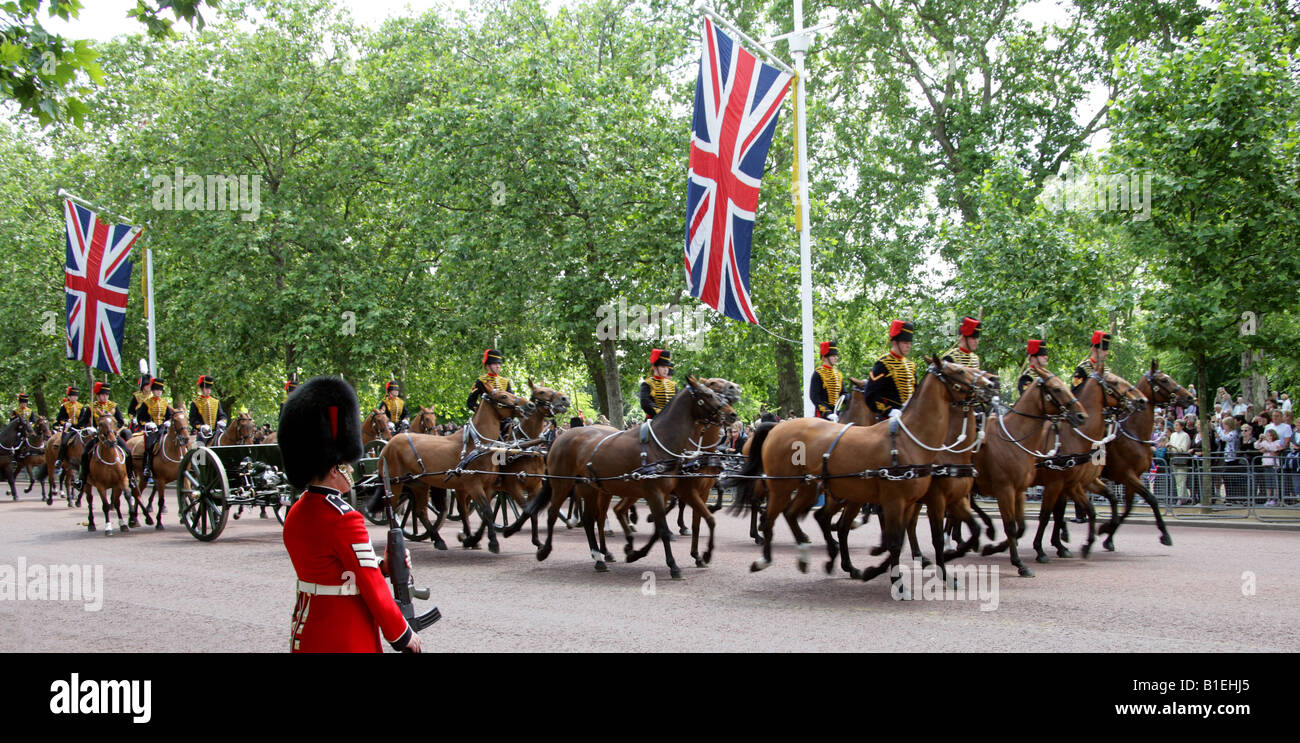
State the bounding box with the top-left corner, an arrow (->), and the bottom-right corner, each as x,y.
189,374 -> 228,446
126,373 -> 151,428
55,385 -> 84,468
279,375 -> 299,418
466,349 -> 511,413
10,393 -> 35,424
863,320 -> 917,418
135,377 -> 176,480
75,382 -> 128,495
809,341 -> 844,420
1017,339 -> 1051,397
639,348 -> 676,420
942,316 -> 982,369
378,380 -> 409,433
1072,331 -> 1110,389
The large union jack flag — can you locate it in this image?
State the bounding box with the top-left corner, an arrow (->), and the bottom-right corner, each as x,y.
685,17 -> 792,324
63,200 -> 140,374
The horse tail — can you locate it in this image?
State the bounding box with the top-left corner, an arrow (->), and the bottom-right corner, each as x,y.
728,421 -> 776,516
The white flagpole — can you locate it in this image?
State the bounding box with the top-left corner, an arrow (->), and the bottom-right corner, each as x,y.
145,237 -> 156,378
790,0 -> 815,418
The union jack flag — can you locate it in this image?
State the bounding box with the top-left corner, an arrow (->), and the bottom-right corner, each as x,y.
685,17 -> 791,324
63,200 -> 141,374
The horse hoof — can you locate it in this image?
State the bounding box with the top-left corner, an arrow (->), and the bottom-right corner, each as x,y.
1103,538 -> 1115,552
1081,545 -> 1091,559
154,522 -> 164,530
536,546 -> 551,561
594,561 -> 608,572
128,519 -> 140,529
488,542 -> 500,555
87,524 -> 95,532
753,537 -> 764,546
797,560 -> 808,574
1035,554 -> 1050,564
679,527 -> 691,536
604,552 -> 616,563
869,545 -> 885,556
824,560 -> 834,575
695,559 -> 705,568
145,516 -> 154,526
1018,566 -> 1035,577
749,558 -> 769,572
849,569 -> 862,580
703,551 -> 712,565
232,511 -> 241,520
920,557 -> 933,569
1056,548 -> 1072,559
259,512 -> 268,519
1159,534 -> 1173,547
670,569 -> 682,581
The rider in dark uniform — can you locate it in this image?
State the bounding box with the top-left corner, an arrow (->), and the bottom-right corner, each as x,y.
1072,331 -> 1110,389
126,374 -> 151,427
135,378 -> 176,481
10,393 -> 35,424
809,341 -> 844,419
863,321 -> 918,418
189,375 -> 227,445
279,376 -> 299,419
75,382 -> 128,494
1017,339 -> 1051,397
466,349 -> 511,413
942,316 -> 982,369
378,381 -> 409,432
639,349 -> 676,420
55,386 -> 84,466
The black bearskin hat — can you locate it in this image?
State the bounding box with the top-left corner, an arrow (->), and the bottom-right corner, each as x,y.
277,376 -> 363,490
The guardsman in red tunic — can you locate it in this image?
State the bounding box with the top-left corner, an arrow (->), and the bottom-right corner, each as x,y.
280,375 -> 421,653
809,341 -> 844,419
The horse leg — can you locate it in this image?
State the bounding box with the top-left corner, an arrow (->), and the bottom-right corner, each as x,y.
784,484 -> 819,573
750,485 -> 786,572
862,496 -> 906,591
1050,492 -> 1074,558
813,504 -> 841,574
924,495 -> 953,585
676,494 -> 691,536
906,500 -> 930,567
595,491 -> 614,562
1032,484 -> 1059,563
580,488 -> 607,572
536,481 -> 567,562
85,483 -> 96,532
835,501 -> 862,578
1080,489 -> 1098,559
645,491 -> 682,580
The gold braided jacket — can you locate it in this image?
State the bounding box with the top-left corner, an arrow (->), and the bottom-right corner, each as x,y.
644,375 -> 676,414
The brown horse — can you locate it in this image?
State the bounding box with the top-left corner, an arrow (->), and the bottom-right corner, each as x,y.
494,381 -> 570,547
1031,369 -> 1146,563
408,407 -> 438,434
1091,360 -> 1194,550
379,386 -> 533,552
611,377 -> 741,567
506,375 -> 733,579
85,416 -> 131,534
17,416 -> 52,500
972,367 -> 1087,576
127,413 -> 193,529
732,358 -> 995,595
847,368 -> 1003,582
43,423 -> 87,505
0,414 -> 34,500
363,410 -> 392,444
217,412 -> 257,445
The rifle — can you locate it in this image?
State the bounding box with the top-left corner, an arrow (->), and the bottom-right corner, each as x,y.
384,497 -> 441,645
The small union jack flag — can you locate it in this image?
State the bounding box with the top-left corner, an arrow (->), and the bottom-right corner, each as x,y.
63,200 -> 141,374
685,17 -> 792,324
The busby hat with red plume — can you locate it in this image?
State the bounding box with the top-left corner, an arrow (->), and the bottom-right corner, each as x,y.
1090,331 -> 1111,350
482,349 -> 503,366
1027,339 -> 1048,357
649,348 -> 673,368
197,375 -> 215,389
819,341 -> 839,358
888,320 -> 914,343
959,316 -> 980,338
277,376 -> 363,491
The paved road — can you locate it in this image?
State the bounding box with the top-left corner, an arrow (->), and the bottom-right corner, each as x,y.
1,486 -> 1296,652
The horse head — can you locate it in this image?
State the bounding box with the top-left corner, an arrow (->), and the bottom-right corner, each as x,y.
411,407 -> 437,434
1031,367 -> 1088,427
1145,359 -> 1195,408
702,378 -> 741,425
929,356 -> 998,406
527,379 -> 570,419
684,374 -> 733,426
96,415 -> 117,441
1095,369 -> 1146,415
170,413 -> 192,448
483,387 -> 532,422
233,412 -> 256,443
367,410 -> 392,441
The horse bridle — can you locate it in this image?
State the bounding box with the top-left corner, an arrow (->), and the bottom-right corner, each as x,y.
0,417 -> 32,454
1009,372 -> 1082,424
528,391 -> 570,419
688,382 -> 732,427
926,363 -> 986,408
1092,371 -> 1143,418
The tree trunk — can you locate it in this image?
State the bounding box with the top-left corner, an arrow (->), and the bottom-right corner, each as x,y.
775,341 -> 801,418
600,337 -> 624,428
33,371 -> 50,418
1240,350 -> 1269,413
580,344 -> 606,420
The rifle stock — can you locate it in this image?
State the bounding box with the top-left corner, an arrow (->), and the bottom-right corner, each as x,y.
385,499 -> 441,639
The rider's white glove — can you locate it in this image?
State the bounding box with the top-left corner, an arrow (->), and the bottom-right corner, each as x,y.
826,413 -> 838,422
